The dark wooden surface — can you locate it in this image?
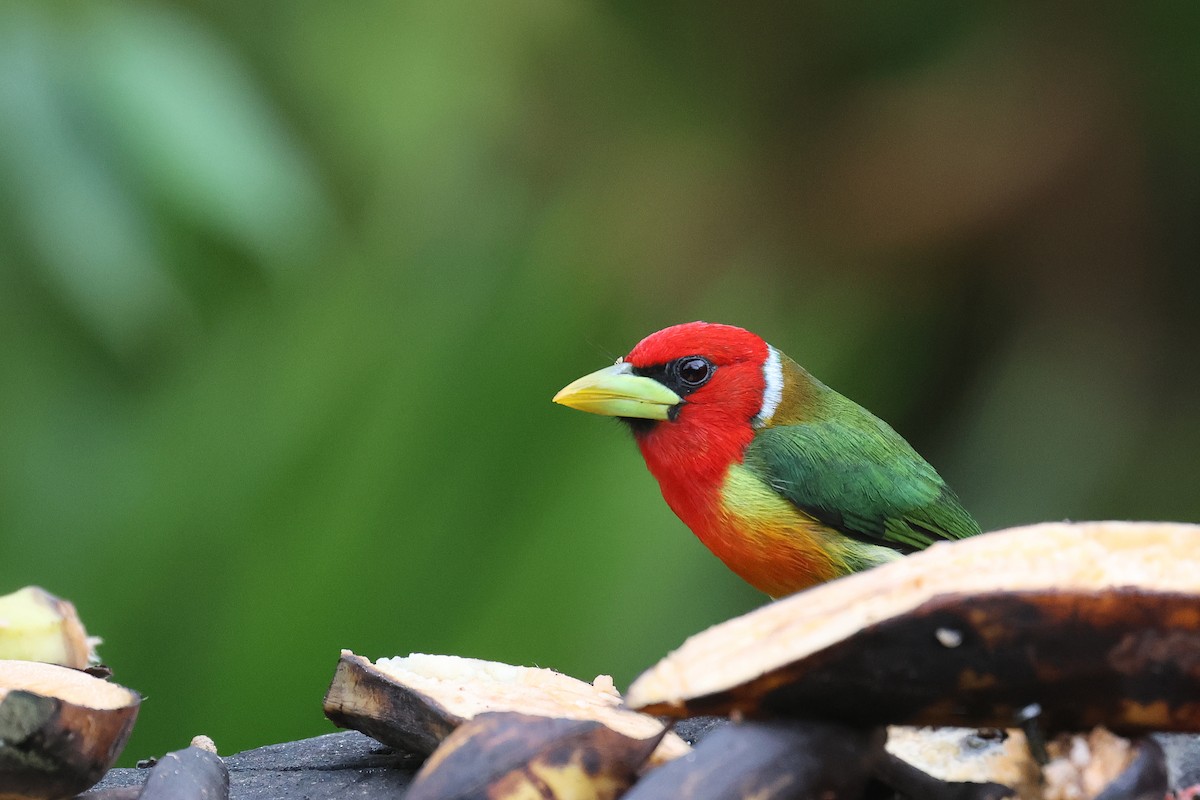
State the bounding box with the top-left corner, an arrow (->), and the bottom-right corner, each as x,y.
84,723 -> 1200,799
88,732 -> 420,799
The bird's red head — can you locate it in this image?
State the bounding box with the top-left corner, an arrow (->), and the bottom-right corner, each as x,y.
553,321 -> 802,584
624,322 -> 770,427
620,322 -> 780,486
553,321 -> 789,505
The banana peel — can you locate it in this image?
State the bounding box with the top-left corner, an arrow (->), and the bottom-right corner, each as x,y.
627,521 -> 1200,735
0,660 -> 139,800
888,725 -> 1166,800
323,651 -> 688,765
886,727 -> 1039,798
405,711 -> 663,800
622,719 -> 883,800
1042,729 -> 1166,800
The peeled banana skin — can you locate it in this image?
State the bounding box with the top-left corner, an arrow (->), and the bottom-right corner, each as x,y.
406,711 -> 664,800
622,719 -> 884,800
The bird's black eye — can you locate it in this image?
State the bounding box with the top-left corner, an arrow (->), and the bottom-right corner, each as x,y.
676,357 -> 713,388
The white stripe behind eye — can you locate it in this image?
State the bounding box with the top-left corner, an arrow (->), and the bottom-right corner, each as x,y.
754,345 -> 784,428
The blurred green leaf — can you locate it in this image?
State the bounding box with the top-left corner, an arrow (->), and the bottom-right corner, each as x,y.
77,4 -> 332,269
0,9 -> 190,355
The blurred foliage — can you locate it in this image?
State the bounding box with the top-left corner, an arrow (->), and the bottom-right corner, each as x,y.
1,0 -> 1198,764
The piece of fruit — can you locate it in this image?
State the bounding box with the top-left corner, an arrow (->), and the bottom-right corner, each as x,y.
405,711 -> 662,800
323,651 -> 688,765
0,587 -> 96,669
1042,729 -> 1166,800
0,660 -> 139,800
621,720 -> 882,800
885,727 -> 1038,798
626,521 -> 1200,734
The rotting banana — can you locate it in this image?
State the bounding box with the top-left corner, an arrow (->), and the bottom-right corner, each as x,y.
405,711 -> 663,800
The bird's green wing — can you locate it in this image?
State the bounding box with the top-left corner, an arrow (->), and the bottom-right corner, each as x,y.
743,416 -> 980,553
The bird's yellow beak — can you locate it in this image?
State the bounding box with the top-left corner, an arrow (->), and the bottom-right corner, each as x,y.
553,363 -> 682,421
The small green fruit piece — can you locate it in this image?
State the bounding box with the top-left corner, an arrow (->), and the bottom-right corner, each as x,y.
0,588 -> 96,669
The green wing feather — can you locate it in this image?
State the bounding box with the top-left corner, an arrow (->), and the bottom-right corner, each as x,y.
743,409 -> 980,553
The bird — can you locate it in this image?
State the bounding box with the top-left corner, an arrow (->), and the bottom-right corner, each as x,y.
552,321 -> 980,597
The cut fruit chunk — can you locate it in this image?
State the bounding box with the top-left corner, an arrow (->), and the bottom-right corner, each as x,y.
626,521 -> 1200,734
323,651 -> 688,765
406,711 -> 662,800
0,660 -> 139,800
0,587 -> 96,669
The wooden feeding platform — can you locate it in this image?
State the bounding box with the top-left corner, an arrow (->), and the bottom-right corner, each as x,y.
10,521 -> 1200,799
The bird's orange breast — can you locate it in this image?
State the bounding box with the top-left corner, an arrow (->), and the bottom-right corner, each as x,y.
653,460 -> 850,597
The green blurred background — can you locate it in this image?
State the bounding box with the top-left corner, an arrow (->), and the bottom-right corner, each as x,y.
2,0 -> 1199,764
